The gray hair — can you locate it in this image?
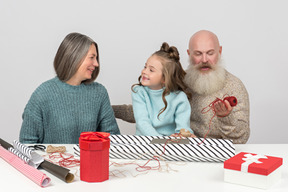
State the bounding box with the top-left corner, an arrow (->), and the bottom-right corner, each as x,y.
54,32 -> 100,84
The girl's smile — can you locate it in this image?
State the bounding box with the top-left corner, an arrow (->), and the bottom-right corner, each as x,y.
141,55 -> 164,90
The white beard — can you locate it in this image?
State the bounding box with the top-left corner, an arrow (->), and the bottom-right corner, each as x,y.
184,59 -> 226,95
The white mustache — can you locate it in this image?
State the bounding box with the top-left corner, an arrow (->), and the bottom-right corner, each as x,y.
196,63 -> 213,70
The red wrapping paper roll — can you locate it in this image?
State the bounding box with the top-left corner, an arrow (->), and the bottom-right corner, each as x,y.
79,132 -> 110,182
0,146 -> 51,187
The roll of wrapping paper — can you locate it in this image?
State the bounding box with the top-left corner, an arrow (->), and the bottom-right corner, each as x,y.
0,145 -> 51,187
0,138 -> 74,183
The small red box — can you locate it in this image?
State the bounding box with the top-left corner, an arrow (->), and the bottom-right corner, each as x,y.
224,152 -> 283,189
79,132 -> 110,182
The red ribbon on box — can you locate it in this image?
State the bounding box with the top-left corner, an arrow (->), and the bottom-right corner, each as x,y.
80,132 -> 110,141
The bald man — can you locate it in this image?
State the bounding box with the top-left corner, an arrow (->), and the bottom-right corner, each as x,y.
113,30 -> 250,144
184,30 -> 250,144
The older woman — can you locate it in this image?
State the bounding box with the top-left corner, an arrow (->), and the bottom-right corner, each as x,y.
20,32 -> 120,144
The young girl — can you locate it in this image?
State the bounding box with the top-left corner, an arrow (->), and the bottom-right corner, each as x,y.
132,42 -> 195,137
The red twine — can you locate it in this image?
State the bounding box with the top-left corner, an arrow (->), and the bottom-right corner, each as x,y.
110,136 -> 184,173
47,152 -> 80,168
199,95 -> 237,145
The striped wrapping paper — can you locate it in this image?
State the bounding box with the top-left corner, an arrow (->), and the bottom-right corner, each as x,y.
74,135 -> 235,162
0,146 -> 51,187
8,140 -> 44,168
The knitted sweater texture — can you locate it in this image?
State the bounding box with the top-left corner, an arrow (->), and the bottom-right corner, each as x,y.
19,77 -> 120,144
188,71 -> 250,144
132,86 -> 193,136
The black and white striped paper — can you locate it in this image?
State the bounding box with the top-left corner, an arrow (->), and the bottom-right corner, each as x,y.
74,135 -> 235,162
8,140 -> 44,168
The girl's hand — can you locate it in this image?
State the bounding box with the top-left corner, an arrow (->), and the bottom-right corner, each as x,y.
180,128 -> 194,137
170,133 -> 180,137
169,133 -> 197,138
169,129 -> 197,138
189,134 -> 197,138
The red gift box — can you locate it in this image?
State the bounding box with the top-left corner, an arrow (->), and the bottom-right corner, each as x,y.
224,152 -> 283,189
79,132 -> 110,182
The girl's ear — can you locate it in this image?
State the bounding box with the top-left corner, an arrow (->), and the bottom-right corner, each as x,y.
161,75 -> 165,83
161,78 -> 165,87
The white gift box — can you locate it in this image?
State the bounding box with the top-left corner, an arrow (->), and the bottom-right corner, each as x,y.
224,152 -> 283,189
109,134 -> 235,162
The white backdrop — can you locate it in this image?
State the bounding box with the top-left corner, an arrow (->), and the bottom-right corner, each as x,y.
1,0 -> 287,144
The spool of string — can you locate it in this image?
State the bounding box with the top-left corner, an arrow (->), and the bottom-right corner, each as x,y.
199,95 -> 237,145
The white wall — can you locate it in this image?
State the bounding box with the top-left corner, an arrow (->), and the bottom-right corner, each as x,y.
1,0 -> 287,144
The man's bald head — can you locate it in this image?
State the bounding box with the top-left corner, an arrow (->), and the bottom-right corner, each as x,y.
188,30 -> 220,50
187,30 -> 222,70
184,30 -> 226,95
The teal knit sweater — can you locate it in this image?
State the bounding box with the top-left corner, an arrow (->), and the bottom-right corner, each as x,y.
19,77 -> 120,144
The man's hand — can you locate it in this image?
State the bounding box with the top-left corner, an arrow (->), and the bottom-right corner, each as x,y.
214,100 -> 233,117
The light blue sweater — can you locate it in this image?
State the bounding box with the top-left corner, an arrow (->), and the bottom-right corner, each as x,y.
19,77 -> 120,144
132,86 -> 193,136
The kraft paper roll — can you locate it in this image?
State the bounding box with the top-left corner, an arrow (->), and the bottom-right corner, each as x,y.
0,138 -> 74,183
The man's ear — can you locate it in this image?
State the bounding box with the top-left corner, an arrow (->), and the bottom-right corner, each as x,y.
187,49 -> 190,56
219,46 -> 222,55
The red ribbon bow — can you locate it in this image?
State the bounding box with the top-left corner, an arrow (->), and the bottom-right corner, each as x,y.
80,132 -> 110,141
